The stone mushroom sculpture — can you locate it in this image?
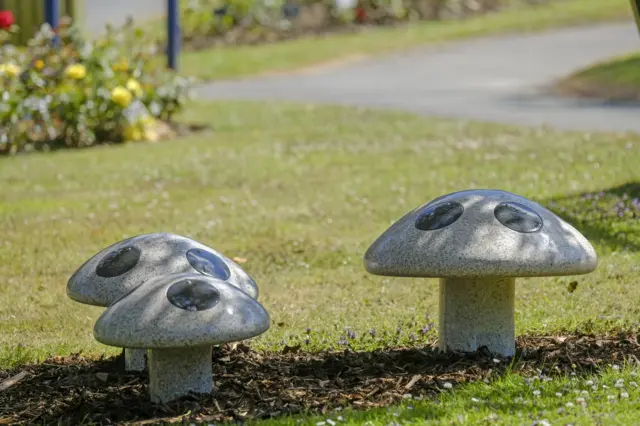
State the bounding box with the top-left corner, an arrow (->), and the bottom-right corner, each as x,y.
364,189 -> 597,357
93,273 -> 270,403
66,232 -> 258,371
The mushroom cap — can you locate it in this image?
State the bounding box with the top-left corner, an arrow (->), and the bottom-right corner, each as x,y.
364,189 -> 597,278
93,273 -> 270,349
67,232 -> 258,307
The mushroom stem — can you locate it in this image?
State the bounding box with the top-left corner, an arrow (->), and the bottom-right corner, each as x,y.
124,348 -> 147,372
438,277 -> 515,357
148,346 -> 213,403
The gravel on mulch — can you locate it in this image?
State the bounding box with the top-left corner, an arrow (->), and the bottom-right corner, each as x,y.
1,334 -> 639,425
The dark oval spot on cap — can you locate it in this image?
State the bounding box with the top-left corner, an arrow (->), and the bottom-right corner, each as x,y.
186,249 -> 231,280
167,278 -> 221,312
96,246 -> 141,278
415,202 -> 464,231
494,202 -> 543,233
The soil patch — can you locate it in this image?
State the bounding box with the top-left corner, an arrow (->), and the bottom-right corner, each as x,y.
1,334 -> 639,425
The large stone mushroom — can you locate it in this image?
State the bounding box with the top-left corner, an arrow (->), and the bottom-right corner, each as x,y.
93,273 -> 270,403
66,232 -> 258,371
364,189 -> 597,357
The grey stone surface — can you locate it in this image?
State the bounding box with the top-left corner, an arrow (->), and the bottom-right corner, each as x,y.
364,189 -> 598,278
93,273 -> 270,349
197,23 -> 640,133
365,189 -> 599,356
439,277 -> 515,356
94,273 -> 270,402
67,232 -> 259,307
148,346 -> 213,403
125,348 -> 147,372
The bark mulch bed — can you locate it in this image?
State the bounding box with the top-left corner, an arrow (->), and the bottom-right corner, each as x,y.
1,334 -> 639,425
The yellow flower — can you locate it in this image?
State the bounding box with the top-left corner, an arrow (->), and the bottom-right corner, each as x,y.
140,115 -> 155,126
143,127 -> 158,141
0,63 -> 21,78
64,64 -> 87,80
34,60 -> 45,71
126,78 -> 143,98
111,86 -> 132,108
123,125 -> 143,142
112,59 -> 128,72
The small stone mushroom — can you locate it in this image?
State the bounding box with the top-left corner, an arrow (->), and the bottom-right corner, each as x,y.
93,273 -> 270,403
66,232 -> 258,371
364,189 -> 597,357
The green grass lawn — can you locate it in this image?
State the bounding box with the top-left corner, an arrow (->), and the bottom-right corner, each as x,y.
266,366 -> 640,425
556,52 -> 640,102
0,100 -> 639,424
175,0 -> 633,80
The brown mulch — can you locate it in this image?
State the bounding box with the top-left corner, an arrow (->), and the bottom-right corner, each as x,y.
1,334 -> 639,425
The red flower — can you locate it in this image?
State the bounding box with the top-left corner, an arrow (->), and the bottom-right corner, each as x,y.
0,11 -> 14,30
355,7 -> 367,23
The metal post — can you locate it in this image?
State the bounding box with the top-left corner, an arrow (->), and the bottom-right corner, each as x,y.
167,0 -> 180,70
631,0 -> 640,36
45,0 -> 60,29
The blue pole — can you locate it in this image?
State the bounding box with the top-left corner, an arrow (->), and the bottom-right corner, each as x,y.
167,0 -> 180,70
45,0 -> 60,29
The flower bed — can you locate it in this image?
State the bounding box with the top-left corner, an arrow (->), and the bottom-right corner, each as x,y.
0,16 -> 194,156
178,0 -> 553,49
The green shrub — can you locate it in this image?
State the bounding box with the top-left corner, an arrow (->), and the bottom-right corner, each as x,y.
0,18 -> 194,155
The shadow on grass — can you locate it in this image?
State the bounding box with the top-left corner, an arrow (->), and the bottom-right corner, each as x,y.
1,334 -> 639,424
540,181 -> 640,252
504,89 -> 640,110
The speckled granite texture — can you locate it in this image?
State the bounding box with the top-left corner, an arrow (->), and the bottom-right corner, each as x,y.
148,346 -> 213,403
365,189 -> 597,278
124,348 -> 147,372
364,189 -> 598,357
93,273 -> 270,349
94,273 -> 270,402
67,232 -> 259,307
439,277 -> 515,356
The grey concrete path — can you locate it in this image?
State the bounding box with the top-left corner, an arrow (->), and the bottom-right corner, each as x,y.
85,0 -> 164,35
198,22 -> 640,133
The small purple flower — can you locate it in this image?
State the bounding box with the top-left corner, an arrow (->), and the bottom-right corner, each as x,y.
369,328 -> 376,338
304,338 -> 310,345
338,337 -> 349,346
347,330 -> 356,340
420,323 -> 434,334
306,327 -> 311,334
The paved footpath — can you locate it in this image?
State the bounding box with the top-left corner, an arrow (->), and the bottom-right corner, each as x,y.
85,0 -> 164,34
198,22 -> 640,133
